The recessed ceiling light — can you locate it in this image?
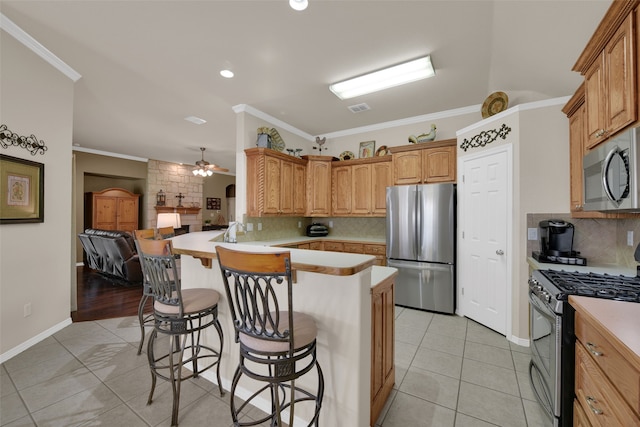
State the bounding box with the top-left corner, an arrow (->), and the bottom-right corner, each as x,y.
220,69 -> 234,78
330,56 -> 435,100
289,0 -> 308,11
184,116 -> 207,125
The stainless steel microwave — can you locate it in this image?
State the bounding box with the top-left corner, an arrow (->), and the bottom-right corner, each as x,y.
583,126 -> 640,212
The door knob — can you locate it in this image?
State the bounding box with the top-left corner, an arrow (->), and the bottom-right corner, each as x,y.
496,249 -> 504,255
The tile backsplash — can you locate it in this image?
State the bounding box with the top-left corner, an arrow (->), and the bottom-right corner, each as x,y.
238,216 -> 386,242
527,214 -> 640,268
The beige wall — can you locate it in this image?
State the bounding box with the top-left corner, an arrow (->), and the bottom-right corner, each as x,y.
73,151 -> 147,262
1,32 -> 75,357
323,111 -> 478,159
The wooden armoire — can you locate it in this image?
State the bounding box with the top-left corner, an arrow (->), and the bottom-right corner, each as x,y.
85,188 -> 140,232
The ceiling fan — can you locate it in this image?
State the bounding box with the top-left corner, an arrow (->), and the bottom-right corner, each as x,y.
192,147 -> 229,176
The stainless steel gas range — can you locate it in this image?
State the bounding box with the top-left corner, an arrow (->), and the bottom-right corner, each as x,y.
528,269 -> 640,427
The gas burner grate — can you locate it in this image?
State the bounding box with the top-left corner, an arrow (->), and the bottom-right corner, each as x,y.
540,270 -> 640,302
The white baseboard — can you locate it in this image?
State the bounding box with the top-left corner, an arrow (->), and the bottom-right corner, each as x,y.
0,317 -> 73,364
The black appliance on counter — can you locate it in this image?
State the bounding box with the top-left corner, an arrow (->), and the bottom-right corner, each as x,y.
306,223 -> 329,237
528,268 -> 640,426
532,219 -> 587,265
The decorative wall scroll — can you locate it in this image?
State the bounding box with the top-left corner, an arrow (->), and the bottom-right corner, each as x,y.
207,197 -> 221,210
0,124 -> 48,156
460,123 -> 512,152
0,154 -> 45,223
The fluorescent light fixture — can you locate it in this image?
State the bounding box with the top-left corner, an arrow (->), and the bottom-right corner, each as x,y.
329,56 -> 435,100
220,69 -> 234,78
289,0 -> 308,11
184,116 -> 207,125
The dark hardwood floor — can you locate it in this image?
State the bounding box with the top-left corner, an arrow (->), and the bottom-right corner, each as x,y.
72,265 -> 151,322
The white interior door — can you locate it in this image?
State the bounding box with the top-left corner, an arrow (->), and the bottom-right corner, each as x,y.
459,146 -> 509,335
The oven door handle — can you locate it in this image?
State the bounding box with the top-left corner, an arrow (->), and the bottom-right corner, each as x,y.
528,291 -> 556,321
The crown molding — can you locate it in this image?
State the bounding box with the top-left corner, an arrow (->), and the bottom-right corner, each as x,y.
232,104 -> 315,141
322,104 -> 480,139
234,103 -> 481,141
73,146 -> 148,162
1,13 -> 81,82
456,96 -> 572,136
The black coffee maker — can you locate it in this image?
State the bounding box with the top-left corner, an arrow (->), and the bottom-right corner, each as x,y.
533,219 -> 587,265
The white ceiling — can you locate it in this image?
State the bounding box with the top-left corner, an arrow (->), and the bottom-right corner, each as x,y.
1,0 -> 611,174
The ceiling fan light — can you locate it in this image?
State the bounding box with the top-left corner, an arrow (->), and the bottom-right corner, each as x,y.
207,170 -> 213,176
192,169 -> 199,176
289,0 -> 308,11
329,56 -> 435,100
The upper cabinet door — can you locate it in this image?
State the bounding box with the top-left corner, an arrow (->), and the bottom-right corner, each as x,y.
351,163 -> 372,215
393,150 -> 422,185
306,157 -> 333,216
332,165 -> 352,216
584,12 -> 636,150
371,161 -> 392,215
605,12 -> 636,136
423,146 -> 456,183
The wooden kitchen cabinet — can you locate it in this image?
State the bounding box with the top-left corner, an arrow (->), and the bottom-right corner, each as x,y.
323,241 -> 344,252
85,188 -> 140,232
370,270 -> 395,425
573,4 -> 637,150
309,241 -> 323,250
570,296 -> 640,426
332,156 -> 391,217
303,155 -> 334,217
564,85 -> 587,214
245,148 -> 307,217
423,144 -> 456,183
364,243 -> 386,266
390,139 -> 457,185
332,164 -> 352,216
391,149 -> 422,185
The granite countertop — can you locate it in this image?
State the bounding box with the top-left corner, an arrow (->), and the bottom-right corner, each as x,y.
528,257 -> 638,277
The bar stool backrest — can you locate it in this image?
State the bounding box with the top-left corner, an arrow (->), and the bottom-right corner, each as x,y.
134,228 -> 156,240
135,238 -> 183,317
216,246 -> 295,356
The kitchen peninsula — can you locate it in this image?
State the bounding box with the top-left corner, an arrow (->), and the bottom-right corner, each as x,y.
170,231 -> 396,426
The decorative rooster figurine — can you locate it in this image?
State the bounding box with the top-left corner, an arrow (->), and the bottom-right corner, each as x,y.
313,136 -> 327,153
409,124 -> 437,144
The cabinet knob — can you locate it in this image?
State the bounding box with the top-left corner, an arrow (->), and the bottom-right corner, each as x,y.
586,342 -> 603,357
496,249 -> 504,255
586,396 -> 603,415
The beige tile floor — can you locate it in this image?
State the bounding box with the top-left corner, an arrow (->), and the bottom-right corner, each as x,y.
1,307 -> 550,426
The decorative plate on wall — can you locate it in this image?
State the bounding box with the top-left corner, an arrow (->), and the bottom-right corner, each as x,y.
481,91 -> 509,119
269,128 -> 286,151
376,145 -> 388,156
339,151 -> 355,161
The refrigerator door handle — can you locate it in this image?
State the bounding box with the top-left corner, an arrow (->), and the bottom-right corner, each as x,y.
416,187 -> 422,258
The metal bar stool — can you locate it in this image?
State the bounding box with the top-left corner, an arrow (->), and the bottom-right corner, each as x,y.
133,229 -> 156,355
136,238 -> 224,426
216,246 -> 324,427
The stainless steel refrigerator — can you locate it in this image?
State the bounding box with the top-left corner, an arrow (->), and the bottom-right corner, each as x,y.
386,183 -> 456,313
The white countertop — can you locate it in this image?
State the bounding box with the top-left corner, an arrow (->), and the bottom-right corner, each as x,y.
171,231 -> 380,276
528,257 -> 638,277
248,235 -> 386,246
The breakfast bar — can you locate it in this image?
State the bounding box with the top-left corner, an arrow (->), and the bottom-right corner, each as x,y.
170,231 -> 396,427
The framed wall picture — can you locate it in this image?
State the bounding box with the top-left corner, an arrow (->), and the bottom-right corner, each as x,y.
0,154 -> 44,223
206,197 -> 221,210
359,140 -> 375,158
